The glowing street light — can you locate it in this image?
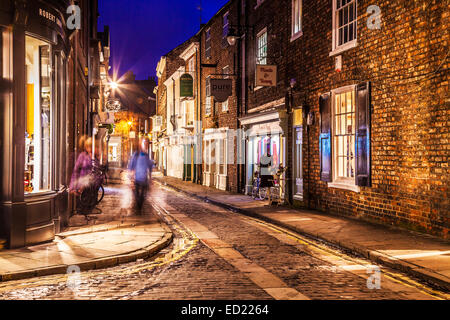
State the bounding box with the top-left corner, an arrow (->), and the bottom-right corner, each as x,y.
109,81 -> 118,90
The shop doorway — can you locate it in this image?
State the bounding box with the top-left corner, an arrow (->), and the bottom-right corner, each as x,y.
294,126 -> 304,200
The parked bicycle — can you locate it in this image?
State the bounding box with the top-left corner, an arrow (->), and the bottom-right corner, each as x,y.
252,170 -> 266,200
78,159 -> 107,212
251,166 -> 274,200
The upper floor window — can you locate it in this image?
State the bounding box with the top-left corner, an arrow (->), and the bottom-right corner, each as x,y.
187,56 -> 195,73
291,0 -> 302,41
223,12 -> 229,45
205,76 -> 212,116
256,29 -> 267,65
206,76 -> 211,97
222,67 -> 230,112
332,0 -> 357,54
205,28 -> 211,59
223,65 -> 230,78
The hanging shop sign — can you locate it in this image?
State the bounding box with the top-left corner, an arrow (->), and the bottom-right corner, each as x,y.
105,99 -> 121,112
180,73 -> 194,97
256,65 -> 277,87
210,79 -> 232,103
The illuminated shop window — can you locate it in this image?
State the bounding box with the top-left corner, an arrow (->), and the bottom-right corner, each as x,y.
333,89 -> 355,182
24,36 -> 52,194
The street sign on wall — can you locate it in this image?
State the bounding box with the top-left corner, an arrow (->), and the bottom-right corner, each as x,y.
256,65 -> 277,87
105,99 -> 121,112
211,79 -> 232,103
180,73 -> 194,97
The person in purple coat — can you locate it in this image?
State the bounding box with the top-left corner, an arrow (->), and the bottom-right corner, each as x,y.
70,136 -> 93,195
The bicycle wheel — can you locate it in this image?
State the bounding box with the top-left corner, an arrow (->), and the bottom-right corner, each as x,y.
251,185 -> 258,199
80,187 -> 96,210
259,187 -> 268,200
96,185 -> 105,204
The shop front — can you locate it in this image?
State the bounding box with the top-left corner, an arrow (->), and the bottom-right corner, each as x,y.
240,110 -> 287,195
167,135 -> 183,179
0,0 -> 71,248
203,128 -> 228,191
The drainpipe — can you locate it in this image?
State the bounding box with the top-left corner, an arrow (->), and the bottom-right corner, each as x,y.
236,0 -> 241,193
171,78 -> 176,131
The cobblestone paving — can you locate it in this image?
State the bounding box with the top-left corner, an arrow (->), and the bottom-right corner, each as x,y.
0,184 -> 444,300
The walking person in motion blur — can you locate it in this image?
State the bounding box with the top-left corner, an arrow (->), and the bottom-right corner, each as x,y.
128,138 -> 154,214
70,136 -> 93,196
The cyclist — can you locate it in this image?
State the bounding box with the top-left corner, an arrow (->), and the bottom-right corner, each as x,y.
128,138 -> 154,214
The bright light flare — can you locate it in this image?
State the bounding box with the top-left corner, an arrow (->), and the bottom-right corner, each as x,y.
109,81 -> 118,90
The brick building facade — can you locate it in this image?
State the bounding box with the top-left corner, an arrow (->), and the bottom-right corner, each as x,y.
0,0 -> 111,247
156,0 -> 449,239
153,37 -> 198,178
199,0 -> 241,192
238,0 -> 448,238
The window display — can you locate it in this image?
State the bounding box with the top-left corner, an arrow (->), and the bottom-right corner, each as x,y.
24,36 -> 52,193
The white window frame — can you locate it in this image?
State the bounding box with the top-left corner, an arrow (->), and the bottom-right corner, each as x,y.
205,76 -> 212,116
204,140 -> 211,173
330,0 -> 358,57
222,99 -> 229,112
206,76 -> 211,97
328,84 -> 360,193
218,138 -> 228,176
256,28 -> 268,65
223,11 -> 230,43
222,66 -> 230,112
205,96 -> 212,116
205,28 -> 211,59
187,56 -> 195,73
291,0 -> 303,42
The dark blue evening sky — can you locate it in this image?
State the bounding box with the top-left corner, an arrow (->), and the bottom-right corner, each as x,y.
98,0 -> 228,81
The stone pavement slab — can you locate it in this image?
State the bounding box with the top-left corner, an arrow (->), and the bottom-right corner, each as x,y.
156,175 -> 450,292
0,185 -> 173,282
0,222 -> 172,282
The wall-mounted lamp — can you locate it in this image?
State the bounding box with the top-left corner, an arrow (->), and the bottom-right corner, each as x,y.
227,27 -> 239,46
227,25 -> 254,46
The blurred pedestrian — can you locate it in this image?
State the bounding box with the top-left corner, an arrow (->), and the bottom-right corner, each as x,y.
69,136 -> 93,195
128,138 -> 154,214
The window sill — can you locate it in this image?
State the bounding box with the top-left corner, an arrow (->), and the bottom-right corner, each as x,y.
327,181 -> 360,193
329,40 -> 357,57
293,194 -> 304,201
290,31 -> 303,43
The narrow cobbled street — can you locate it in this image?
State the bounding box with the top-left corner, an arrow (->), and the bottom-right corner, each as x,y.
0,183 -> 446,300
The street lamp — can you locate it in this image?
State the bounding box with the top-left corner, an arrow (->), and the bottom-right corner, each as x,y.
109,81 -> 118,90
227,25 -> 254,46
227,27 -> 239,46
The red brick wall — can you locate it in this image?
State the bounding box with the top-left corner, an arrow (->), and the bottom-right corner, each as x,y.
200,1 -> 240,192
243,0 -> 449,238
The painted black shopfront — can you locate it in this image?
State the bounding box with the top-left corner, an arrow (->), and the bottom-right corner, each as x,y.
0,0 -> 70,248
